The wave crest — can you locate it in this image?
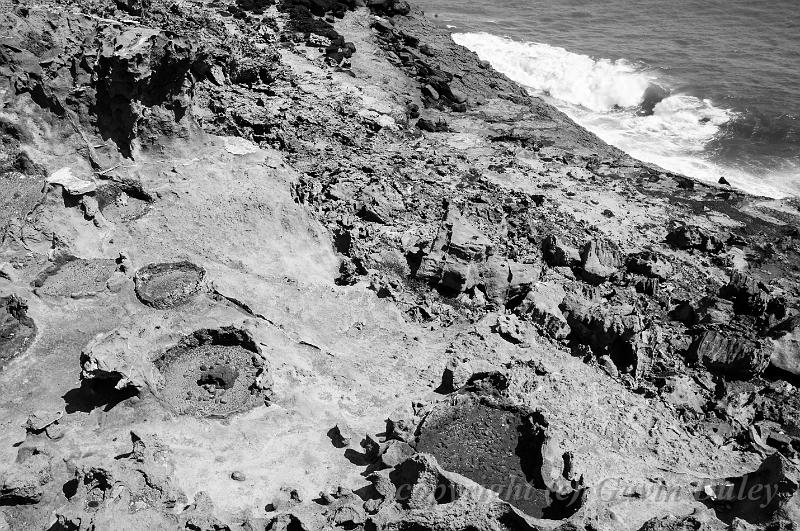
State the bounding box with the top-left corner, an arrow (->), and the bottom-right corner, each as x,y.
453,32 -> 652,112
448,33 -> 798,196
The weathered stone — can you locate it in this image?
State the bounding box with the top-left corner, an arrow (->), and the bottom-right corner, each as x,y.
579,238 -> 623,283
475,257 -> 509,305
697,453 -> 800,524
493,313 -> 527,344
381,439 -> 415,468
689,328 -> 770,379
24,411 -> 63,433
769,315 -> 800,378
389,453 -> 466,509
54,432 -> 187,527
439,259 -> 477,293
447,215 -> 492,262
326,493 -> 366,527
357,189 -> 400,224
721,270 -> 770,316
542,234 -> 579,267
666,225 -> 725,253
440,356 -> 501,393
637,515 -> 709,531
46,167 -> 96,195
415,393 -> 584,518
330,421 -> 354,447
134,261 -> 205,309
517,282 -> 570,339
385,406 -> 416,444
626,251 -> 673,279
421,84 -> 439,100
361,433 -> 384,462
0,454 -> 52,505
561,296 -> 646,375
0,295 -> 36,368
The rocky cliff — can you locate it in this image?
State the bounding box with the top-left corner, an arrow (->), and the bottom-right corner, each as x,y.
0,0 -> 799,530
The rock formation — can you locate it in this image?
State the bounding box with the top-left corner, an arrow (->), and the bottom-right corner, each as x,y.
0,0 -> 798,530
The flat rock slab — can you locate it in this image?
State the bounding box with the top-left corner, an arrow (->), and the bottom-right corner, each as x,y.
46,167 -> 96,195
32,257 -> 117,297
134,261 -> 205,309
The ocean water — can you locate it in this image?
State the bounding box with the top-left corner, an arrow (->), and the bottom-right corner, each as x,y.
415,0 -> 800,198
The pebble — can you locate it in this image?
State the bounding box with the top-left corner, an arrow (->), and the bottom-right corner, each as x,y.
231,471 -> 246,481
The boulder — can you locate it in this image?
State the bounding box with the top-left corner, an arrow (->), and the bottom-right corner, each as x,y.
542,235 -> 579,267
357,187 -> 402,224
46,167 -> 96,195
133,261 -> 205,309
561,296 -> 646,375
626,251 -> 673,279
666,225 -> 725,253
440,356 -> 502,393
769,316 -> 800,377
517,282 -> 570,339
0,295 -> 36,368
720,270 -> 770,317
0,453 -> 52,505
325,492 -> 366,528
448,215 -> 492,262
579,238 -> 622,283
381,440 -> 415,468
492,313 -> 527,344
688,328 -> 770,379
385,406 -> 417,444
414,207 -> 494,298
697,453 -> 800,524
389,454 -> 466,509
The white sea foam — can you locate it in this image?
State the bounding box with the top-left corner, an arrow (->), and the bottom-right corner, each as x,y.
452,32 -> 791,198
453,32 -> 652,112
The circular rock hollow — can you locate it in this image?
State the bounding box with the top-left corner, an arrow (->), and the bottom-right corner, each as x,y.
154,328 -> 270,417
134,261 -> 205,309
95,181 -> 152,223
416,393 -> 584,519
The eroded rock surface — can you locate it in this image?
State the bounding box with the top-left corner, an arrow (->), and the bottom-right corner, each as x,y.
0,0 -> 798,529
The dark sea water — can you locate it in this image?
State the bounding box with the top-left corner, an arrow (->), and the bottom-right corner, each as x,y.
415,0 -> 800,197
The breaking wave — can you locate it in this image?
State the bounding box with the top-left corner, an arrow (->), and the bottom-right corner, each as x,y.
451,32 -> 792,198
